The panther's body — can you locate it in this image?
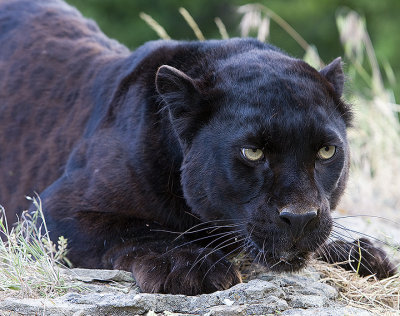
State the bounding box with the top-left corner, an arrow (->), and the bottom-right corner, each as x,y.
0,0 -> 395,295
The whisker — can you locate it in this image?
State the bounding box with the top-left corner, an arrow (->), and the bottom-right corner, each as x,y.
173,221 -> 242,240
188,230 -> 243,267
321,236 -> 384,276
188,235 -> 245,273
163,229 -> 242,256
269,259 -> 284,270
262,237 -> 267,263
151,223 -> 240,239
329,233 -> 391,264
253,249 -> 263,265
333,215 -> 400,226
201,241 -> 247,283
332,224 -> 399,248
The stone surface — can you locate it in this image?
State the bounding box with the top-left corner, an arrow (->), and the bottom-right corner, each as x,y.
63,268 -> 136,283
0,267 -> 377,316
281,307 -> 375,316
5,209 -> 398,316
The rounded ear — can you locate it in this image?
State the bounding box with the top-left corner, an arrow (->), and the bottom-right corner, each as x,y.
155,65 -> 200,106
155,65 -> 210,148
320,57 -> 344,97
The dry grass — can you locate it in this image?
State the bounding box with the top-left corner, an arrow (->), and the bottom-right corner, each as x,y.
236,253 -> 400,313
336,9 -> 400,217
139,12 -> 171,40
0,5 -> 398,314
314,260 -> 400,314
0,197 -> 74,299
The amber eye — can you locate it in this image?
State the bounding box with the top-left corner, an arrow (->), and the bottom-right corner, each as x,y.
317,146 -> 336,160
241,148 -> 264,161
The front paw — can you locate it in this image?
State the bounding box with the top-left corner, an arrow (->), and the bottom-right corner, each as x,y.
126,247 -> 242,295
318,238 -> 397,279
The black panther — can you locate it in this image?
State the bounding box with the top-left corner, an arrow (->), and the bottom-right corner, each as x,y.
0,0 -> 395,295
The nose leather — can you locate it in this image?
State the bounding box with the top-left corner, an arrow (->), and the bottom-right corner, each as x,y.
279,208 -> 318,240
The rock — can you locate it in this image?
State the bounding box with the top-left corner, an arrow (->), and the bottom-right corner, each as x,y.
0,268 -> 376,316
204,295 -> 288,316
0,297 -> 95,316
281,306 -> 375,316
62,268 -> 136,283
61,267 -> 140,295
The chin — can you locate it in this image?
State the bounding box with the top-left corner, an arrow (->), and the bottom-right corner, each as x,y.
247,243 -> 312,273
266,252 -> 311,272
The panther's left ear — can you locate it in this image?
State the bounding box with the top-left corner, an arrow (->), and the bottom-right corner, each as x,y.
320,57 -> 344,97
155,65 -> 209,147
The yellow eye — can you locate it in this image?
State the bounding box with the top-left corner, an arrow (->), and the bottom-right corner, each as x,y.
241,148 -> 264,161
317,146 -> 336,160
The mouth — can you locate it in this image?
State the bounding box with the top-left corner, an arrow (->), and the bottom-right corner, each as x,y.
267,251 -> 310,272
248,244 -> 310,273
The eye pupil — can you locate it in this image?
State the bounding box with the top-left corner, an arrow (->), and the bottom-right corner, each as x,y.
241,148 -> 264,162
317,145 -> 336,160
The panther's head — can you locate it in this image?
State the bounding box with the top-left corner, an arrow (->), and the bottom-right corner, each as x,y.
155,46 -> 351,272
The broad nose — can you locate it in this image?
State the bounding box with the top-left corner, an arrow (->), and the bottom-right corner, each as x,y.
279,208 -> 318,240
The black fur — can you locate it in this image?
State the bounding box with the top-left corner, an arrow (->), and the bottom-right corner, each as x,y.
0,0 -> 395,295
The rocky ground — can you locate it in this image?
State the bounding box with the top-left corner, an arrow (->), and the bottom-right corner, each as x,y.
1,214 -> 398,316
0,267 -> 374,316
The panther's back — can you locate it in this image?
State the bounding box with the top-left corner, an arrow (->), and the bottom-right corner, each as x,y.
0,0 -> 129,222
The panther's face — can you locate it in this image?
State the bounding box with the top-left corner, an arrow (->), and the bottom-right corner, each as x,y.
156,50 -> 351,272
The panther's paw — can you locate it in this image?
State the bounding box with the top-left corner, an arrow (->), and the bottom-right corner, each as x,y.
317,237 -> 397,279
127,247 -> 242,295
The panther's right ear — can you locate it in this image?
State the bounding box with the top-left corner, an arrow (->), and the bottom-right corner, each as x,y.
155,65 -> 208,147
156,65 -> 200,105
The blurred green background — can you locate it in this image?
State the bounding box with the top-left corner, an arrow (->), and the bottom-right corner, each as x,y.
66,0 -> 399,99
